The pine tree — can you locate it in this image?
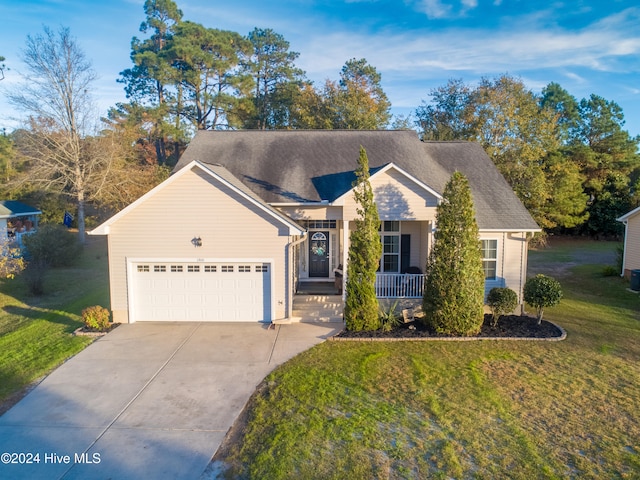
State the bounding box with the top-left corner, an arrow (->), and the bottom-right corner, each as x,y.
422,172 -> 485,336
344,146 -> 382,331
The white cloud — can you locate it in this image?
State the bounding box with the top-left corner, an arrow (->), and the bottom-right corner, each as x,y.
418,0 -> 452,19
563,71 -> 588,84
415,0 -> 479,19
295,6 -> 640,82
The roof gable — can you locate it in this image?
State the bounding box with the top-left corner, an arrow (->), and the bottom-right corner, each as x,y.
618,205 -> 640,222
90,161 -> 304,236
332,163 -> 442,205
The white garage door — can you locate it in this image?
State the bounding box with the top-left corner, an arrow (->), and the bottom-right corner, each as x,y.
130,262 -> 272,322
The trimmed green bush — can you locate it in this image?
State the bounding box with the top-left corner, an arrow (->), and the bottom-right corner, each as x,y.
344,147 -> 381,331
523,274 -> 563,324
486,287 -> 518,327
82,305 -> 111,331
422,172 -> 485,336
23,223 -> 82,267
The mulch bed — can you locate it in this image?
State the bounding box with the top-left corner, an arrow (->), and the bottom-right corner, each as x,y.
334,314 -> 564,340
73,323 -> 120,336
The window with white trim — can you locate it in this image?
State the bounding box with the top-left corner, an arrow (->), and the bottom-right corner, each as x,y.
380,221 -> 400,273
481,239 -> 498,280
301,220 -> 336,229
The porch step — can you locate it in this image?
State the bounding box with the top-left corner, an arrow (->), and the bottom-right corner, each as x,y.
293,295 -> 344,323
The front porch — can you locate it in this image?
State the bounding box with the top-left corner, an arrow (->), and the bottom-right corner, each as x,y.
289,217 -> 432,322
293,276 -> 425,323
297,273 -> 425,299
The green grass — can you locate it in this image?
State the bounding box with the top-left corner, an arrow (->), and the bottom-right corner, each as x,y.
0,237 -> 110,409
219,239 -> 640,479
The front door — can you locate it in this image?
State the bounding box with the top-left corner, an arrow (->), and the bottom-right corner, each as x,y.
309,231 -> 329,277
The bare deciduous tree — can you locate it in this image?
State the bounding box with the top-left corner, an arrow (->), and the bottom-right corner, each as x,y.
8,26 -> 105,243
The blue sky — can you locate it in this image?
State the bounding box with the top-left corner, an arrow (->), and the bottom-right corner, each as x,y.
1,0 -> 639,137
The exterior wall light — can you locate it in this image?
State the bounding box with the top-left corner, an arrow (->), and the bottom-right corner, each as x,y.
191,236 -> 202,247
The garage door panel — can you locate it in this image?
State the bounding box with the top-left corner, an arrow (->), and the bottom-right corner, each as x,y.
131,262 -> 271,322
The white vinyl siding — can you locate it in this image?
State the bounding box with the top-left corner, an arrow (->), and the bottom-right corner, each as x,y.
342,168 -> 438,221
624,213 -> 640,272
105,166 -> 290,323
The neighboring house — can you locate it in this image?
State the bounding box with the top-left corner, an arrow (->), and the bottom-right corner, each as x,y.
90,130 -> 540,324
617,206 -> 640,278
0,200 -> 41,247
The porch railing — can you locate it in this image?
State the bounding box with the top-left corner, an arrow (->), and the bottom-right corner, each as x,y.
375,273 -> 425,298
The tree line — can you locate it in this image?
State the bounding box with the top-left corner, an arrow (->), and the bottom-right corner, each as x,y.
0,0 -> 638,241
416,77 -> 640,237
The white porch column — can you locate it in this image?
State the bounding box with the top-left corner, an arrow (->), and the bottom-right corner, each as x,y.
342,220 -> 349,301
428,220 -> 435,255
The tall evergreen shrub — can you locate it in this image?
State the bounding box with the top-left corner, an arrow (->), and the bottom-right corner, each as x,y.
344,146 -> 382,331
422,172 -> 485,335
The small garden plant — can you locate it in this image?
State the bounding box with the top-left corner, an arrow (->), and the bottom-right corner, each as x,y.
486,287 -> 518,327
82,305 -> 111,332
378,301 -> 401,332
523,274 -> 563,324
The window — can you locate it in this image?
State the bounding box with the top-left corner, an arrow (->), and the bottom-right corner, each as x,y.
171,265 -> 183,273
256,265 -> 269,273
301,220 -> 336,229
222,265 -> 234,273
383,221 -> 400,232
204,265 -> 217,273
481,239 -> 498,280
187,265 -> 200,272
239,265 -> 251,273
383,236 -> 400,272
137,265 -> 149,272
154,265 -> 166,272
380,222 -> 401,273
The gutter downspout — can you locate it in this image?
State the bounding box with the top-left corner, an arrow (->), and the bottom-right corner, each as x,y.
620,220 -> 628,277
287,232 -> 308,319
521,231 -> 534,315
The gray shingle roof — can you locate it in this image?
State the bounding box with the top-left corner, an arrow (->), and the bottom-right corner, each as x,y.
174,130 -> 539,231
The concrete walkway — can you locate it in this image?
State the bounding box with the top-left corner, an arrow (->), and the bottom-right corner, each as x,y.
0,322 -> 341,479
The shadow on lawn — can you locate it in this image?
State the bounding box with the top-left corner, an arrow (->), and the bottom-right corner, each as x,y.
3,305 -> 81,334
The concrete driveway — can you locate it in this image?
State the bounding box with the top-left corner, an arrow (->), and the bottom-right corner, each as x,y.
0,322 -> 340,479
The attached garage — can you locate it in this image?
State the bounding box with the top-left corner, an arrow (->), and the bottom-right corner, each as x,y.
89,159 -> 304,324
129,260 -> 273,322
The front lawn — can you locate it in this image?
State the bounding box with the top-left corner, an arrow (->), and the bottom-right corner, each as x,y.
216,239 -> 640,479
0,237 -> 109,413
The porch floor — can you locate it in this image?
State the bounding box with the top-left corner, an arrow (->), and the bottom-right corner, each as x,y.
296,281 -> 339,295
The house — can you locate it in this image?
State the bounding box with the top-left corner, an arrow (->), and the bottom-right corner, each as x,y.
0,200 -> 41,247
617,206 -> 640,279
90,130 -> 540,324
